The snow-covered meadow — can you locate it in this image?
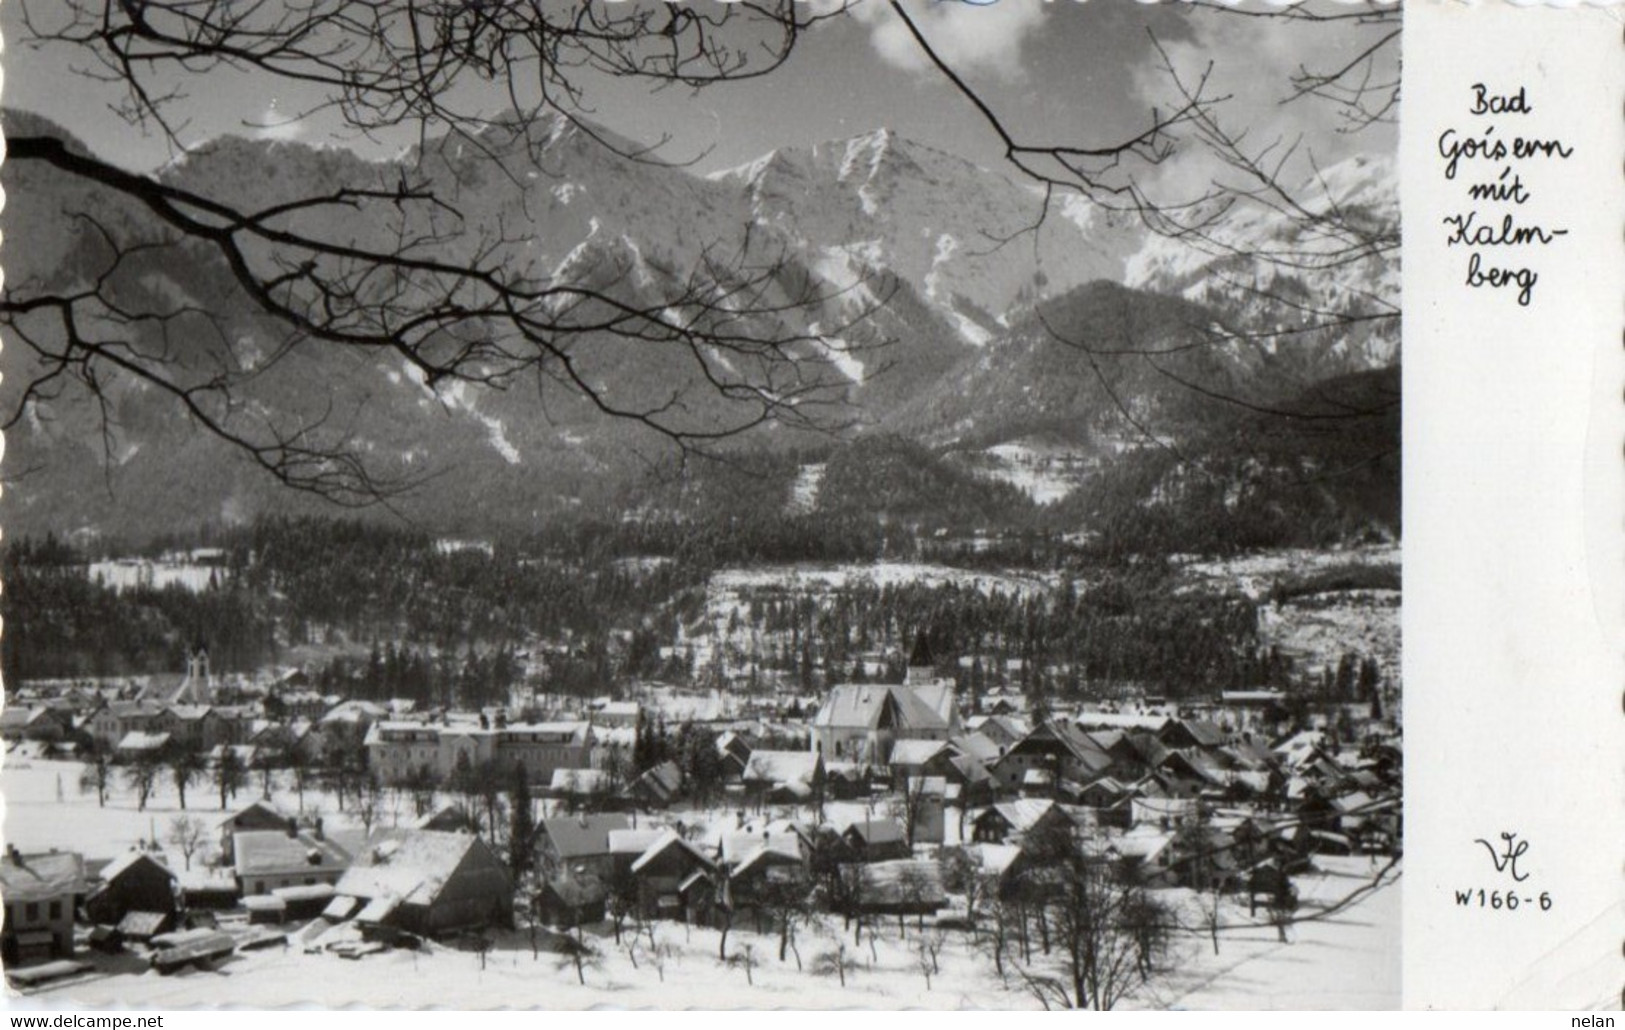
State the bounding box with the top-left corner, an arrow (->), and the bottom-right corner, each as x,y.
4,759 -> 1397,1009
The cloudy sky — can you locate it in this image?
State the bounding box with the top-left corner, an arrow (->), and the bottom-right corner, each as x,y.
2,0 -> 1395,189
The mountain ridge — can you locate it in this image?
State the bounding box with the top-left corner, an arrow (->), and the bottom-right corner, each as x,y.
0,108 -> 1399,545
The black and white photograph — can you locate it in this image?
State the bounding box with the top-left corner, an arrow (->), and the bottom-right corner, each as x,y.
0,0 -> 1406,1009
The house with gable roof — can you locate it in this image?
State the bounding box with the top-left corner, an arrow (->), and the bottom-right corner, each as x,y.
741,750 -> 825,807
626,830 -> 715,920
991,720 -> 1113,795
336,829 -> 513,937
233,821 -> 352,896
84,851 -> 178,926
1,847 -> 85,966
537,813 -> 631,882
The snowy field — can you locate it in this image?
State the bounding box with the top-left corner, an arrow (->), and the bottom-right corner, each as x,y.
2,759 -> 382,863
85,560 -> 219,594
1172,546 -> 1400,602
709,563 -> 1059,602
9,859 -> 1399,1010
5,759 -> 1398,1009
970,442 -> 1090,505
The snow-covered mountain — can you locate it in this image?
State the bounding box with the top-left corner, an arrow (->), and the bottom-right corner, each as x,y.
1125,154 -> 1400,374
0,108 -> 1399,539
711,128 -> 1142,348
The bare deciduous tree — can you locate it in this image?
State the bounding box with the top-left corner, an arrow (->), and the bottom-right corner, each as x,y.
4,0 -> 1399,515
167,813 -> 207,870
79,750 -> 112,807
5,0 -> 873,506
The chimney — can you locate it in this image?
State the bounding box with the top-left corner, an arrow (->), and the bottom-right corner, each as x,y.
286,817 -> 299,838
314,817 -> 325,841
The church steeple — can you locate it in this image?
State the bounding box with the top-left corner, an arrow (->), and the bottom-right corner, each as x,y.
905,631 -> 935,686
171,645 -> 212,705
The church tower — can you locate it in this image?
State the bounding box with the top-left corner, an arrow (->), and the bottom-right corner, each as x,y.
905,631 -> 936,687
170,645 -> 213,705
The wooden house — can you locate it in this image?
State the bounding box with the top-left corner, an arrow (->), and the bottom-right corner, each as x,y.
741,750 -> 824,808
627,831 -> 716,921
537,813 -> 631,882
1159,718 -> 1228,751
970,799 -> 1074,845
218,800 -> 293,863
84,852 -> 178,926
840,816 -> 911,862
991,721 -> 1113,795
336,830 -> 513,937
630,760 -> 684,808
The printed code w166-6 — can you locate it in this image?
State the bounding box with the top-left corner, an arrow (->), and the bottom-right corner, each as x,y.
1454,888 -> 1553,910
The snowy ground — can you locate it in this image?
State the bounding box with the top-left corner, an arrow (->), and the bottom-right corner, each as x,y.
1172,546 -> 1400,602
5,760 -> 1399,1009
966,442 -> 1091,505
1143,857 -> 1401,1010
2,759 -> 380,864
708,564 -> 1059,602
11,860 -> 1400,1010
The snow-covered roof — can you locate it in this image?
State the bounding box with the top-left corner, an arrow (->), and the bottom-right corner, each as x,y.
549,768 -> 612,794
629,831 -> 712,876
540,814 -> 632,860
1111,830 -> 1172,863
888,739 -> 948,766
234,830 -> 350,879
949,733 -> 1002,764
841,816 -> 906,846
715,830 -> 801,866
335,830 -> 485,906
0,851 -> 85,902
116,731 -> 172,752
607,829 -> 666,856
730,842 -> 804,880
1072,711 -> 1168,732
741,750 -> 820,789
986,798 -> 1057,833
976,843 -> 1023,877
814,684 -> 950,733
96,850 -> 173,886
858,860 -> 945,908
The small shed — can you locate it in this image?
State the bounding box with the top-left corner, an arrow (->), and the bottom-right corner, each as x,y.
114,910 -> 174,943
85,852 -> 178,926
243,894 -> 288,925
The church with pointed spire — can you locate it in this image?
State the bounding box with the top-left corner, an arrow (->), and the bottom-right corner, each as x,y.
811,630 -> 960,764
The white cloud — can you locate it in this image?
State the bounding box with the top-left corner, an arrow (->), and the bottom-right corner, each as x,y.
852,0 -> 1050,80
1129,8 -> 1399,204
251,99 -> 306,143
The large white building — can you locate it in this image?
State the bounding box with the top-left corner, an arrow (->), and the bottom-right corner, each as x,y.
810,634 -> 960,764
364,719 -> 595,785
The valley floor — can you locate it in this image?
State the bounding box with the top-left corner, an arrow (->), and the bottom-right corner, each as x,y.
5,759 -> 1399,1010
